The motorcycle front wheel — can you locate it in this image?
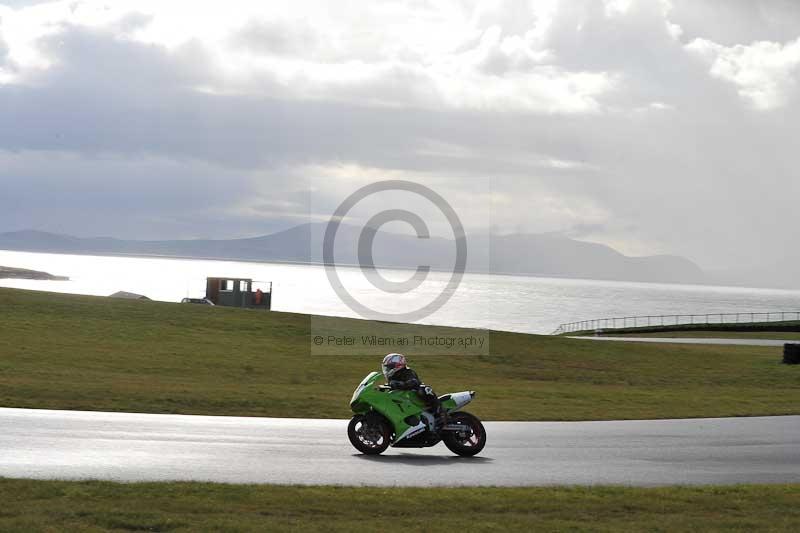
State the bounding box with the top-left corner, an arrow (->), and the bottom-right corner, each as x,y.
348,414 -> 392,455
443,411 -> 486,457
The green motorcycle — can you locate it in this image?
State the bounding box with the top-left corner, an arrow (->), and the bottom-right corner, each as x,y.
347,371 -> 486,456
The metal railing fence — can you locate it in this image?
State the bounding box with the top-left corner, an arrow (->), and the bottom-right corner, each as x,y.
551,311 -> 800,335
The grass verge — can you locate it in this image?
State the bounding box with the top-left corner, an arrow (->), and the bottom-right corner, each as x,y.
1,287 -> 799,420
1,478 -> 799,532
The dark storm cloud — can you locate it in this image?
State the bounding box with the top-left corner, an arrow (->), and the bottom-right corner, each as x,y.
0,150 -> 282,239
0,25 -> 585,176
0,26 -> 422,168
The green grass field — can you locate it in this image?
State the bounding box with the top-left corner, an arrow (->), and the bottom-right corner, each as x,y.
1,287 -> 799,420
1,478 -> 799,532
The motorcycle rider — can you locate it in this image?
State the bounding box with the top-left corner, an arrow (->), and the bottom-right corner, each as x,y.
381,353 -> 446,426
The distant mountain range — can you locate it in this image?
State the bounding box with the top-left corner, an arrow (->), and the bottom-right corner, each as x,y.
0,225 -> 707,285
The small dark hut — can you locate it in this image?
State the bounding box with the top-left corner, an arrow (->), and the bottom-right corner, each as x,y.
204,277 -> 272,310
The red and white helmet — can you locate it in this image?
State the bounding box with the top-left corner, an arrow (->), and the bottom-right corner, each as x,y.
381,353 -> 406,379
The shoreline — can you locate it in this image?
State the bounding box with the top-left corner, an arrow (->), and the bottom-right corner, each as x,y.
0,265 -> 69,281
1,247 -> 797,293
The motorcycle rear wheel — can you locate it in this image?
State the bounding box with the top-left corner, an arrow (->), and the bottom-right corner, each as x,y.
348,414 -> 392,455
443,412 -> 486,457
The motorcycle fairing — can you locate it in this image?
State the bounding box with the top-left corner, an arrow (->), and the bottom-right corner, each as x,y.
350,372 -> 475,445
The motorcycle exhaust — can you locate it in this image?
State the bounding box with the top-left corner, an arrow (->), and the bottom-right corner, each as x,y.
441,424 -> 470,431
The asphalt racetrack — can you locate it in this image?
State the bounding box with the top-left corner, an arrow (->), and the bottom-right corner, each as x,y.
1,408 -> 798,487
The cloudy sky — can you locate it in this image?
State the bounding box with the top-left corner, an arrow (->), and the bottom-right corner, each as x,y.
0,0 -> 798,271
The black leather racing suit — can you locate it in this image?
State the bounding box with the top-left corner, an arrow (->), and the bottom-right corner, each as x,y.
388,367 -> 442,418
